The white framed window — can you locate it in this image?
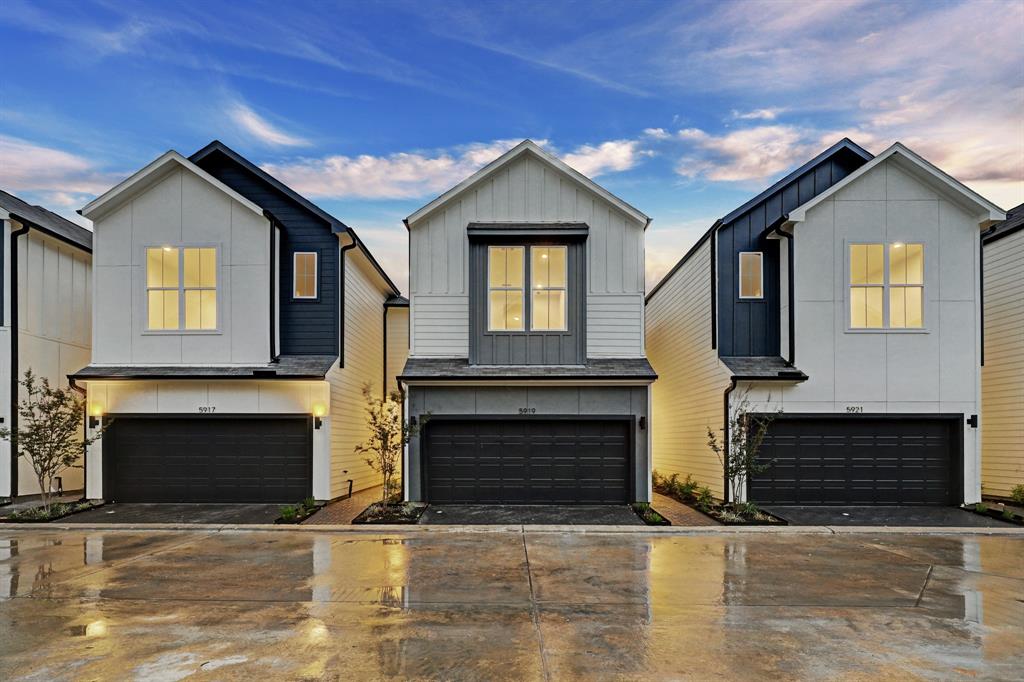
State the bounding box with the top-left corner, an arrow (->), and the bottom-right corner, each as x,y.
487,246 -> 525,331
293,252 -> 318,299
530,246 -> 567,330
848,242 -> 924,330
146,246 -> 218,331
738,251 -> 763,299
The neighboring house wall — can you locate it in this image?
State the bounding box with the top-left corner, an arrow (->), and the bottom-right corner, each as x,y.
745,160 -> 983,501
646,239 -> 730,498
91,167 -> 270,365
385,307 -> 409,396
982,228 -> 1024,498
409,152 -> 645,359
326,251 -> 388,497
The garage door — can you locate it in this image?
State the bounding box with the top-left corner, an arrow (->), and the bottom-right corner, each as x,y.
104,416 -> 312,503
748,416 -> 959,505
424,419 -> 631,504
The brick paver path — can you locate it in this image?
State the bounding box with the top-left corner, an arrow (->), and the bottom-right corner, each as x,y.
653,492 -> 720,526
303,486 -> 382,524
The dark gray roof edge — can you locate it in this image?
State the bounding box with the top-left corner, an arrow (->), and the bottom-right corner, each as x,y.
0,189 -> 93,252
645,138 -> 874,305
385,294 -> 410,307
69,355 -> 337,381
190,141 -> 401,297
984,202 -> 1024,244
398,373 -> 657,382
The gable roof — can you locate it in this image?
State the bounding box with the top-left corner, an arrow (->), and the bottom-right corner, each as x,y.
404,139 -> 650,228
983,202 -> 1023,245
646,138 -> 873,303
0,189 -> 93,252
79,150 -> 264,221
190,140 -> 400,296
787,142 -> 1006,227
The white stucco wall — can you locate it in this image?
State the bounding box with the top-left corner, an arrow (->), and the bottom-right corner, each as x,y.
90,166 -> 271,366
407,150 -> 646,359
745,159 -> 984,502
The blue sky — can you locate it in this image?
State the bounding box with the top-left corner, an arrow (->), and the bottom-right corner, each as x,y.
2,0 -> 1022,292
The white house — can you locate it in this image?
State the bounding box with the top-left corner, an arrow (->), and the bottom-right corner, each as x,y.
0,190 -> 93,498
72,141 -> 405,503
399,140 -> 656,505
647,141 -> 1004,506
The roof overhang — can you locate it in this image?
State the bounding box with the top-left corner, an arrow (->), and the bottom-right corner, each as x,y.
80,150 -> 265,222
404,140 -> 650,229
786,143 -> 1006,229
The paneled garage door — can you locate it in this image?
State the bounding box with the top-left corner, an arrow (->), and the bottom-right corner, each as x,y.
424,419 -> 631,504
104,416 -> 312,503
748,416 -> 960,505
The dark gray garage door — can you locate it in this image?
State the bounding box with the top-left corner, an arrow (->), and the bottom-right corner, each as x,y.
424,419 -> 631,504
104,416 -> 312,503
748,416 -> 960,505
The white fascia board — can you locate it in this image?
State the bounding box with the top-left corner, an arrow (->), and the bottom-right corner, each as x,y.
404,140 -> 650,228
787,143 -> 1006,228
81,150 -> 265,221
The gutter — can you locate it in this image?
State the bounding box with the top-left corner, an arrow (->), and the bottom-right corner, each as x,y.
8,223 -> 30,495
264,210 -> 280,362
338,235 -> 358,368
67,377 -> 88,499
979,223 -> 999,366
767,214 -> 795,366
382,305 -> 388,400
722,378 -> 737,504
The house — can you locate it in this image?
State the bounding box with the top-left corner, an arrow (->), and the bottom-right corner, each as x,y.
398,140 -> 656,505
0,191 -> 93,498
71,141 -> 404,503
981,202 -> 1023,499
646,140 -> 1004,506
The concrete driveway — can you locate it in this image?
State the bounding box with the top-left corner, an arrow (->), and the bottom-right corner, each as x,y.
63,503 -> 282,524
765,505 -> 1016,528
1,528 -> 1021,680
420,504 -> 645,525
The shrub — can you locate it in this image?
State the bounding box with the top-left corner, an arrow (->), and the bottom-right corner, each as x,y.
302,496 -> 317,510
1011,484 -> 1024,505
280,505 -> 298,522
678,475 -> 697,500
696,486 -> 714,512
1002,509 -> 1014,521
975,503 -> 988,513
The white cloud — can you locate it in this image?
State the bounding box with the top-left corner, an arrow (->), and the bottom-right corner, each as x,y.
229,103 -> 310,147
730,108 -> 783,121
0,135 -> 115,196
643,128 -> 671,140
562,140 -> 647,177
675,125 -> 818,182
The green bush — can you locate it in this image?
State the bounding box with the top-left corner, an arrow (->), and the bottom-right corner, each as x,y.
280,505 -> 298,522
1002,509 -> 1014,521
696,486 -> 714,512
1011,484 -> 1024,505
975,503 -> 988,513
678,475 -> 697,500
302,496 -> 317,510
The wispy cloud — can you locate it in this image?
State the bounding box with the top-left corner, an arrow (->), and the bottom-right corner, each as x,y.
730,108 -> 783,121
673,125 -> 826,183
0,135 -> 115,196
229,103 -> 310,147
562,140 -> 649,177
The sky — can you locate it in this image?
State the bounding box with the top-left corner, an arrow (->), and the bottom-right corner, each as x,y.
1,0 -> 1022,294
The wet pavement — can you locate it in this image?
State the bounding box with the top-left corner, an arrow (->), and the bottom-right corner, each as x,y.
0,528 -> 1021,680
63,503 -> 283,524
765,505 -> 1016,528
419,504 -> 646,525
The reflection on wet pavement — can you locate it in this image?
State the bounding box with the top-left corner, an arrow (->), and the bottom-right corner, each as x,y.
0,529 -> 1021,680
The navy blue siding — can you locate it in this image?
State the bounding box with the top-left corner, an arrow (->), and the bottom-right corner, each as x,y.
717,152 -> 865,357
197,154 -> 339,356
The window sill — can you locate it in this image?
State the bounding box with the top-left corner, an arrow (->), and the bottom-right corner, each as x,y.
142,330 -> 224,336
844,328 -> 930,334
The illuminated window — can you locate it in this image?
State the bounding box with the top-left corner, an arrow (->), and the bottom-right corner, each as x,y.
488,246 -> 524,330
146,246 -> 217,331
531,246 -> 567,330
738,252 -> 763,299
294,252 -> 318,299
849,242 -> 923,329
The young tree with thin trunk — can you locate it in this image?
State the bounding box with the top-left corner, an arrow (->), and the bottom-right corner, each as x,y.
354,384 -> 425,505
707,388 -> 778,508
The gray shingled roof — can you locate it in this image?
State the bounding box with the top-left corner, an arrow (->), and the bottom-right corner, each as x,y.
720,356 -> 808,381
0,189 -> 93,251
70,355 -> 336,380
985,202 -> 1023,244
398,357 -> 657,381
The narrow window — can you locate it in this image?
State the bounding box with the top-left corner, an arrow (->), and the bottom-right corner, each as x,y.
294,252 -> 318,299
531,246 -> 567,330
147,247 -> 179,330
183,247 -> 217,330
488,246 -> 524,330
146,246 -> 217,330
889,243 -> 924,328
738,252 -> 763,299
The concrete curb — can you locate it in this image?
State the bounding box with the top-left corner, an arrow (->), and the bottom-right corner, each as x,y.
1,522 -> 1020,535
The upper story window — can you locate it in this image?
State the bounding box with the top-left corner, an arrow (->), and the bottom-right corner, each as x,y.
849,242 -> 923,329
293,252 -> 318,299
488,246 -> 525,330
738,251 -> 763,299
146,246 -> 217,331
531,246 -> 567,330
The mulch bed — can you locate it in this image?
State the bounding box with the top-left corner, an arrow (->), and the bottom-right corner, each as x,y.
966,502 -> 1024,526
653,473 -> 786,525
352,501 -> 427,524
1,500 -> 103,523
632,503 -> 672,526
275,500 -> 324,524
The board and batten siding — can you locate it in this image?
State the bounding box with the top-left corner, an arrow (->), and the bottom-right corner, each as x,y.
10,230 -> 92,495
409,152 -> 645,359
982,228 -> 1024,498
646,239 -> 730,499
326,251 -> 388,497
385,306 -> 409,396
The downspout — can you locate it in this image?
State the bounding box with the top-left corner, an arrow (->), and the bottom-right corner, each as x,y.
767,214 -> 794,366
722,378 -> 738,504
382,305 -> 388,400
338,234 -> 358,368
68,377 -> 87,499
264,210 -> 279,362
8,223 -> 30,496
979,224 -> 998,366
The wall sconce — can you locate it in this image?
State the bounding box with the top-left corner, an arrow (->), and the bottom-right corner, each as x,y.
639,416 -> 647,430
312,403 -> 326,429
409,415 -> 418,427
89,404 -> 103,429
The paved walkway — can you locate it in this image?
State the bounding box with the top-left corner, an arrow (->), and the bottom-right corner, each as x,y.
303,486 -> 381,524
653,492 -> 720,526
0,527 -> 1020,679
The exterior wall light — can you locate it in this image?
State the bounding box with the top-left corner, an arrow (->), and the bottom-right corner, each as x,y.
312,403 -> 326,429
89,404 -> 103,429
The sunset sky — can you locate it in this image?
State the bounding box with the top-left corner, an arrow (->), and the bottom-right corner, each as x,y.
2,0 -> 1022,293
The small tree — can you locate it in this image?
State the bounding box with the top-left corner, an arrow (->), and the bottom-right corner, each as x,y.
707,388 -> 778,508
353,384 -> 426,505
0,370 -> 102,513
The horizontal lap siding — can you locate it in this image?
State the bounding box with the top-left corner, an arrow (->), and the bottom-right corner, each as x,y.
385,307 -> 409,396
409,152 -> 644,359
328,254 -> 387,497
982,230 -> 1024,497
646,240 -> 730,498
588,294 -> 644,357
